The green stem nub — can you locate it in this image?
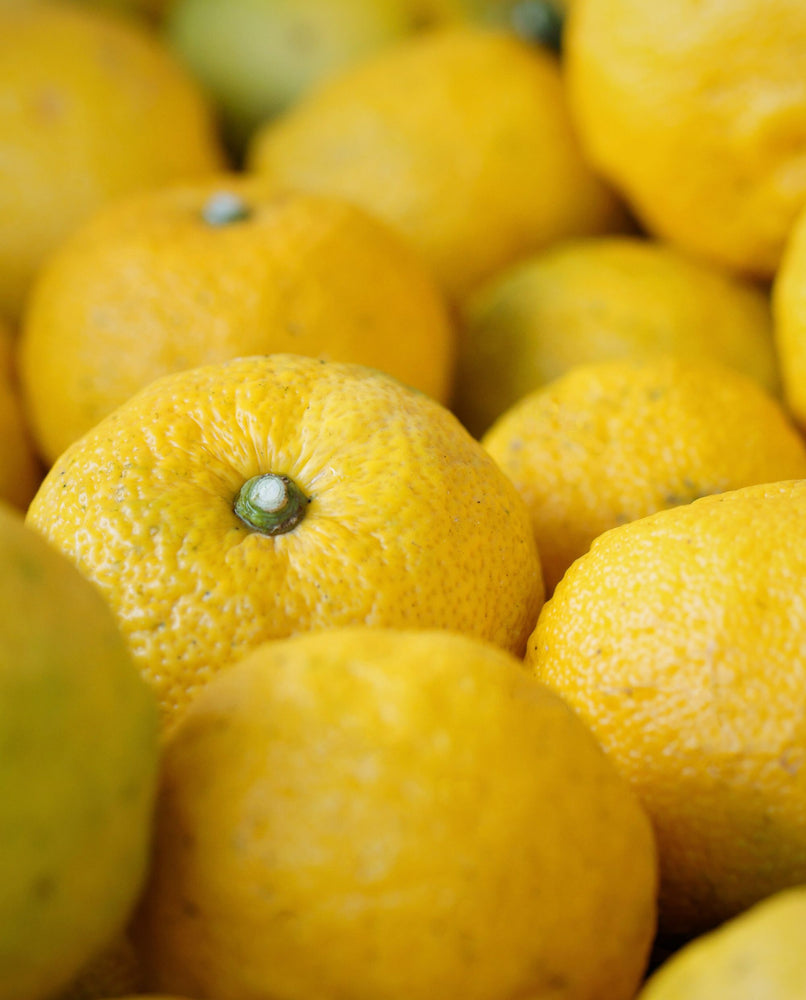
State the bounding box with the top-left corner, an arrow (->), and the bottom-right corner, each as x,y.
234,473 -> 309,536
202,190 -> 252,226
510,0 -> 564,53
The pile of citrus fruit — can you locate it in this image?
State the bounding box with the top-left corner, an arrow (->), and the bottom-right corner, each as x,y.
4,0 -> 806,997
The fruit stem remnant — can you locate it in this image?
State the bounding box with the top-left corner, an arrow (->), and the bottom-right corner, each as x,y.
234,473 -> 310,536
202,190 -> 252,226
510,0 -> 564,53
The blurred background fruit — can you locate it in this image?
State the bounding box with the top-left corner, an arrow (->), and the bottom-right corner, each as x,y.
163,0 -> 570,158
0,502 -> 158,1000
483,357 -> 806,594
26,354 -> 543,732
164,0 -> 418,156
18,175 -> 456,465
248,26 -> 626,301
773,200 -> 806,430
454,235 -> 779,438
564,0 -> 806,278
638,886 -> 806,999
530,480 -> 806,936
0,0 -> 225,324
133,627 -> 657,1000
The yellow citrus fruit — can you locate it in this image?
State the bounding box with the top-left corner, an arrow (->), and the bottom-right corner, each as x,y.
166,0 -> 418,153
455,235 -> 780,437
564,0 -> 806,279
773,201 -> 806,429
26,354 -> 543,731
247,25 -> 625,301
18,175 -> 456,465
132,626 -> 658,1000
0,320 -> 41,509
638,886 -> 806,1000
0,0 -> 225,323
0,501 -> 159,1000
483,357 -> 806,595
527,479 -> 806,937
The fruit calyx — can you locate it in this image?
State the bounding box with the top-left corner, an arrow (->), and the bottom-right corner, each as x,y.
202,190 -> 252,226
234,473 -> 310,536
510,0 -> 564,53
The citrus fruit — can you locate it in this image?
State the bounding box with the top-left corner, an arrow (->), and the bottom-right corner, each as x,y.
564,0 -> 806,278
247,25 -> 625,300
638,886 -> 806,999
18,175 -> 456,465
527,479 -> 806,937
0,0 -> 225,322
165,0 -> 418,154
0,501 -> 159,1000
0,319 -> 41,510
454,235 -> 780,437
773,200 -> 806,429
482,357 -> 806,594
133,626 -> 658,1000
26,354 -> 543,731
